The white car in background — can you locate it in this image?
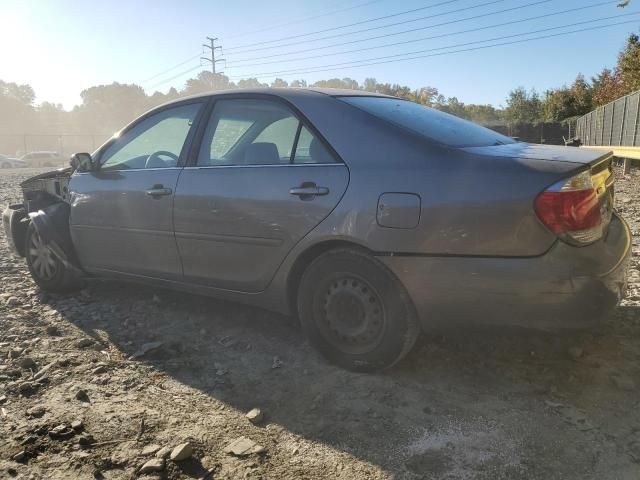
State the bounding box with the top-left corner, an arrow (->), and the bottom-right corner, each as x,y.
20,151 -> 64,168
0,154 -> 27,169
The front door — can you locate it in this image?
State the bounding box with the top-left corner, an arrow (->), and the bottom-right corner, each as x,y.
173,97 -> 349,292
69,101 -> 203,280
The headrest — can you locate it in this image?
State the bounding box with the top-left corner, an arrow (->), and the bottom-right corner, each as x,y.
244,142 -> 280,165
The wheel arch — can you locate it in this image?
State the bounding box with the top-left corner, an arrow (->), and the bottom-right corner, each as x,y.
286,239 -> 372,317
28,202 -> 83,272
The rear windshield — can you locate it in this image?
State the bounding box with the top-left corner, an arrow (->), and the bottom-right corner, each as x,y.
340,96 -> 514,148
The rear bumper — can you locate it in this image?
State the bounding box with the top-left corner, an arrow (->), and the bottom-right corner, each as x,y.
2,204 -> 28,257
379,213 -> 631,330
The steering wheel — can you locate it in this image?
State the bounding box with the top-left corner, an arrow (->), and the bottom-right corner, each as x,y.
145,150 -> 179,169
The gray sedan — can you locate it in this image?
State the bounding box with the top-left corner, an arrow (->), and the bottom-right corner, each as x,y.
2,88 -> 631,371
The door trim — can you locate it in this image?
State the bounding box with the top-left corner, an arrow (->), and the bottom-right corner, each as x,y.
182,163 -> 342,170
174,230 -> 283,246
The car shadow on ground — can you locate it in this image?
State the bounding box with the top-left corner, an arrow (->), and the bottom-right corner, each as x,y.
42,279 -> 640,478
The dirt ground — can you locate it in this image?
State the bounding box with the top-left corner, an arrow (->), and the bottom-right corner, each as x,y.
0,165 -> 638,480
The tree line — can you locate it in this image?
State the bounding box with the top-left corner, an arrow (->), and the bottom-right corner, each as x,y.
2,31 -> 640,141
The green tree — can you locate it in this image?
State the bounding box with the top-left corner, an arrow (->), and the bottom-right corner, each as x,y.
592,68 -> 624,106
505,87 -> 541,125
617,32 -> 640,92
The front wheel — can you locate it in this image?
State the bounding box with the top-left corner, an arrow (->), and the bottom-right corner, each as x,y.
25,222 -> 83,293
297,248 -> 419,372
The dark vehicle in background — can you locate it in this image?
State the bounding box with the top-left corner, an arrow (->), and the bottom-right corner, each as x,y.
0,154 -> 27,169
20,151 -> 64,168
2,88 -> 631,371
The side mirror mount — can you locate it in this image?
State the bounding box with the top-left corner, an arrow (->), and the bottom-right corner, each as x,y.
70,152 -> 95,172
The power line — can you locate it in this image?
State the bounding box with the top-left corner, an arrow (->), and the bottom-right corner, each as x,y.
139,53 -> 202,84
223,0 -> 387,40
225,0 -> 606,68
146,64 -> 203,91
142,0 -> 387,84
227,16 -> 640,79
224,0 -> 474,52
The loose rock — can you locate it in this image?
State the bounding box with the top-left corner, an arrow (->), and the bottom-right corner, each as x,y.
141,444 -> 161,456
224,437 -> 266,456
129,341 -> 163,360
71,420 -> 84,431
17,357 -> 36,370
92,365 -> 107,375
49,423 -> 74,439
76,338 -> 94,349
18,382 -> 36,396
246,408 -> 264,424
170,442 -> 194,462
11,450 -> 26,463
45,325 -> 60,336
26,406 -> 45,418
76,389 -> 90,402
5,297 -> 20,307
155,446 -> 172,459
139,457 -> 164,474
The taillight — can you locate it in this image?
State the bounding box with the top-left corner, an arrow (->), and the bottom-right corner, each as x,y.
534,170 -> 609,245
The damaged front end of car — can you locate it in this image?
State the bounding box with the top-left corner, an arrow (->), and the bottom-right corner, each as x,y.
2,167 -> 82,273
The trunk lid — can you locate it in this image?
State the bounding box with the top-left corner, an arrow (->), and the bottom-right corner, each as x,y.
461,142 -> 611,165
463,142 -> 616,246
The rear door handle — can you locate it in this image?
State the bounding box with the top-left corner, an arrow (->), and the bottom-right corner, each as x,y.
146,185 -> 172,197
289,185 -> 329,197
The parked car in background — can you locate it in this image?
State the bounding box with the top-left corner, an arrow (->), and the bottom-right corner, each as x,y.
0,154 -> 27,169
20,151 -> 64,168
1,88 -> 632,372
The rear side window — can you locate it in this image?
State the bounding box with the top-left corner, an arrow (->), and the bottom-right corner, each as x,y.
197,98 -> 338,166
340,96 -> 514,148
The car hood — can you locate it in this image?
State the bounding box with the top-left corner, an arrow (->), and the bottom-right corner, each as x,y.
19,167 -> 71,188
460,143 -> 611,165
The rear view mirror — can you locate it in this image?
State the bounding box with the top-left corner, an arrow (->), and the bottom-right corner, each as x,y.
70,152 -> 94,172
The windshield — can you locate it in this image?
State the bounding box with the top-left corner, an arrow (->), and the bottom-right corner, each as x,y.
340,96 -> 515,148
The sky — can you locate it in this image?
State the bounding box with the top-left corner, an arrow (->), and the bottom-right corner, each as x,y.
0,0 -> 637,109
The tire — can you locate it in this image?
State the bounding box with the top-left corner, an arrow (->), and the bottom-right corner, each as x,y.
297,248 -> 420,372
25,222 -> 83,293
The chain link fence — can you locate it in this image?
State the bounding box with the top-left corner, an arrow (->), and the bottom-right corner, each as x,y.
576,90 -> 640,146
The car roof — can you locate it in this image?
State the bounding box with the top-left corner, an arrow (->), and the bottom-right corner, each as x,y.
168,87 -> 396,105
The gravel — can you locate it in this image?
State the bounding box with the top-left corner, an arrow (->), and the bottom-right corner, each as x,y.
0,166 -> 639,479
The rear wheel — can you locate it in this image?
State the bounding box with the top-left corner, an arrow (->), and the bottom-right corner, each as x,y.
297,248 -> 419,372
25,222 -> 83,293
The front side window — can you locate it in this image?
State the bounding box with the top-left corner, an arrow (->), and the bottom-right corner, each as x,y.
100,103 -> 202,171
340,96 -> 515,148
198,98 -> 337,166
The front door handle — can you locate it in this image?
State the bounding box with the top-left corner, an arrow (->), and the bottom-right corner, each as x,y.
289,184 -> 329,199
146,185 -> 172,197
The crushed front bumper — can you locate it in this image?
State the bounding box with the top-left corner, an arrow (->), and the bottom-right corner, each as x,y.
2,204 -> 28,257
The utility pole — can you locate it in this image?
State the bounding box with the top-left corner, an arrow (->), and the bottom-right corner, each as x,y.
201,37 -> 224,88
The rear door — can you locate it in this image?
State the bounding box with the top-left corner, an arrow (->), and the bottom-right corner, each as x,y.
173,96 -> 349,292
69,101 -> 204,280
